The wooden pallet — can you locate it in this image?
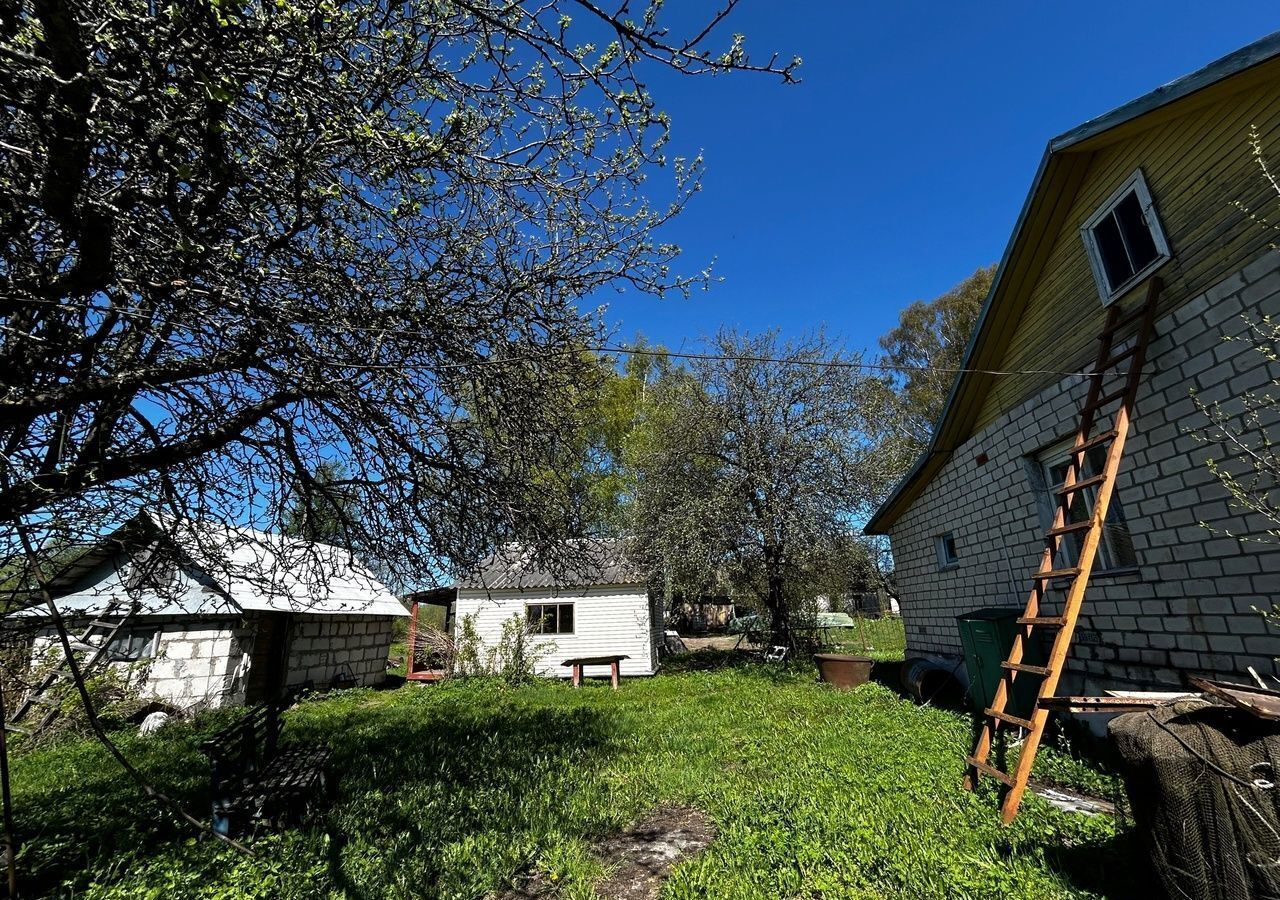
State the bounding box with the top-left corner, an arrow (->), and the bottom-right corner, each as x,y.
963,277 -> 1162,823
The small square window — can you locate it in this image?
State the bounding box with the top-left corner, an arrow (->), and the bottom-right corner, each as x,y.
936,533 -> 960,570
1081,169 -> 1170,304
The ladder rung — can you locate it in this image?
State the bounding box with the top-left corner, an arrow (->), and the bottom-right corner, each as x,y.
1070,429 -> 1119,455
1002,661 -> 1052,676
1033,566 -> 1080,580
1017,616 -> 1067,627
1099,303 -> 1149,338
3,725 -> 29,736
966,757 -> 1015,786
1054,474 -> 1106,496
985,708 -> 1036,730
89,620 -> 123,630
68,640 -> 101,653
1096,345 -> 1137,370
31,695 -> 60,707
1045,520 -> 1091,538
1084,387 -> 1128,412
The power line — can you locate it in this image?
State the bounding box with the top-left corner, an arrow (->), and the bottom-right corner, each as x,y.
9,297 -> 1122,378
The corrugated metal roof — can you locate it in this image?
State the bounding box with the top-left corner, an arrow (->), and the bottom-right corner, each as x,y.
456,538 -> 646,592
32,513 -> 407,618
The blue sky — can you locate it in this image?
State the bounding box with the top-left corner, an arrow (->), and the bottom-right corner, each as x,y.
603,3 -> 1280,357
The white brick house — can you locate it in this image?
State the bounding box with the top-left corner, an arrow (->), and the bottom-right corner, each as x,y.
865,35 -> 1280,695
27,513 -> 407,710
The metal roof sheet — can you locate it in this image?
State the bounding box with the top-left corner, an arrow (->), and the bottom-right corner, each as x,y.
456,538 -> 646,592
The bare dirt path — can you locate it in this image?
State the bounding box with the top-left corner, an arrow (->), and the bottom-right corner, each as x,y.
497,806 -> 716,900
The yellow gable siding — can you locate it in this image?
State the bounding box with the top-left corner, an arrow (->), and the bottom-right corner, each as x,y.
975,78 -> 1280,431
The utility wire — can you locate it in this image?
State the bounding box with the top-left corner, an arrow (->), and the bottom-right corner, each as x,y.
8,298 -> 1125,378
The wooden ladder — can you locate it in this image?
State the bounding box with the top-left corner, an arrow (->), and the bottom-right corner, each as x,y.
963,277 -> 1162,823
6,600 -> 140,736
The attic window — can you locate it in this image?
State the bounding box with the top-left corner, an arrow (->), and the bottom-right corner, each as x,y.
1081,170 -> 1170,304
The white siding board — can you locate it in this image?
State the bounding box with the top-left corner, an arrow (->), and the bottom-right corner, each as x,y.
454,584 -> 657,677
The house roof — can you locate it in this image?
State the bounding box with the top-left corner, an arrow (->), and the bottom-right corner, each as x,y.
456,538 -> 646,592
41,513 -> 407,618
864,30 -> 1280,535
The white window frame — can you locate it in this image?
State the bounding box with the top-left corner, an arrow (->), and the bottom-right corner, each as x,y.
1037,438 -> 1138,574
1080,169 -> 1171,305
935,533 -> 960,571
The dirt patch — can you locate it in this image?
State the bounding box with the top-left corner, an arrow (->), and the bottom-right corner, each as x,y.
498,806 -> 716,900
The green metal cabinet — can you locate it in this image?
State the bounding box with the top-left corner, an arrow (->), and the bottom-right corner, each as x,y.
956,608 -> 1046,719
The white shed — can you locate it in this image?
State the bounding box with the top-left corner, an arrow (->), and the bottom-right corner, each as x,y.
22,513 -> 407,711
454,539 -> 661,678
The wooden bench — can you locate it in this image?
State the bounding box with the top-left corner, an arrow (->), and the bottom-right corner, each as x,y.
200,702 -> 332,836
562,654 -> 629,689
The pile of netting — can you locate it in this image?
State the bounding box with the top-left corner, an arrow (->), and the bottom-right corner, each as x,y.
1110,697 -> 1280,900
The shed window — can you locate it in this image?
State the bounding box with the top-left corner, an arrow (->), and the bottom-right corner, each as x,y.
1081,170 -> 1170,304
527,603 -> 574,635
936,533 -> 960,570
1039,440 -> 1137,572
106,627 -> 159,663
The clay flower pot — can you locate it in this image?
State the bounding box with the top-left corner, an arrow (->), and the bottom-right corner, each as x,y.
813,653 -> 874,690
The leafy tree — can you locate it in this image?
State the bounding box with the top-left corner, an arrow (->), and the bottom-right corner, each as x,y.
281,460 -> 353,546
878,267 -> 994,442
0,0 -> 796,591
630,330 -> 883,645
575,339 -> 673,535
0,0 -> 795,875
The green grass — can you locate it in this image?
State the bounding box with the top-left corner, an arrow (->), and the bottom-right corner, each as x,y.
10,658 -> 1140,899
820,615 -> 908,662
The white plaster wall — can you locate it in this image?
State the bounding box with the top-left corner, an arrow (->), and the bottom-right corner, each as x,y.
454,585 -> 657,678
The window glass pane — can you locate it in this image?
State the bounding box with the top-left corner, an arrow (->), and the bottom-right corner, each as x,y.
107,628 -> 155,662
1044,446 -> 1137,571
527,605 -> 547,634
1092,213 -> 1133,291
1113,191 -> 1159,272
558,604 -> 573,634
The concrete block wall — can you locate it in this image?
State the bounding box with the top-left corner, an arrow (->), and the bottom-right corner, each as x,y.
284,614 -> 395,690
32,616 -> 250,711
148,619 -> 252,709
888,249 -> 1280,692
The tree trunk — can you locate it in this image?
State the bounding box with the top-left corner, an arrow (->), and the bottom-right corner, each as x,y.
763,544 -> 789,648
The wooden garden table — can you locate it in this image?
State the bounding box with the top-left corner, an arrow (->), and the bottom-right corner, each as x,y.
562,654 -> 629,689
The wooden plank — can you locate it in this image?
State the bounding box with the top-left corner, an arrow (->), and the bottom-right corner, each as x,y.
986,708 -> 1036,730
1188,676 -> 1280,721
1017,616 -> 1066,627
1055,475 -> 1106,495
967,757 -> 1015,787
1037,695 -> 1184,713
1046,520 -> 1092,538
1002,662 -> 1052,676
